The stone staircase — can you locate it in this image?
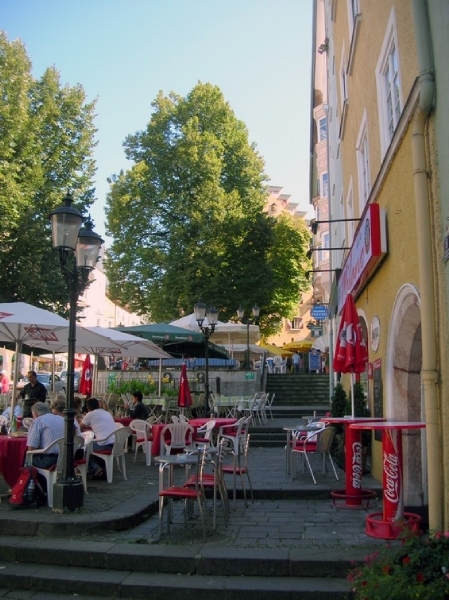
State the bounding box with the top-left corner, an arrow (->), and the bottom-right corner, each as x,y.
0,539 -> 355,599
248,374 -> 332,447
266,373 -> 331,412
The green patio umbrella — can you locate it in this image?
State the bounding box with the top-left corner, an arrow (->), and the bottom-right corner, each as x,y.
116,323 -> 229,359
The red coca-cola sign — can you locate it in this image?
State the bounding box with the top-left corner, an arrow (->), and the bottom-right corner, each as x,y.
351,441 -> 363,490
383,429 -> 403,521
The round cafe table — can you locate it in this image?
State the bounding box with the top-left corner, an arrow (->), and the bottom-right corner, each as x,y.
322,417 -> 386,508
114,417 -> 133,427
0,435 -> 28,487
350,421 -> 426,539
188,418 -> 237,430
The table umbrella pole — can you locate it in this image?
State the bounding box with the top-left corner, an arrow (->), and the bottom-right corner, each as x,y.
351,372 -> 355,418
11,338 -> 22,423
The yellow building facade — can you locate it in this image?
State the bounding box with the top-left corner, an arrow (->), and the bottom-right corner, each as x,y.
316,0 -> 449,530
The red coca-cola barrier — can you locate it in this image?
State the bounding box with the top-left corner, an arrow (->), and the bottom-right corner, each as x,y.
349,421 -> 426,539
322,417 -> 385,508
383,428 -> 402,521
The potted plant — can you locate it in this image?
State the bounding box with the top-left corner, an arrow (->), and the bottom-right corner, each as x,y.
330,383 -> 348,469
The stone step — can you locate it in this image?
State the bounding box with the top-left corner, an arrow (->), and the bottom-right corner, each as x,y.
0,561 -> 351,599
266,373 -> 331,407
0,539 -> 362,599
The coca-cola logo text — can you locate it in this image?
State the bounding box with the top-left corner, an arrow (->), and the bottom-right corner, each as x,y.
351,441 -> 362,489
384,451 -> 400,504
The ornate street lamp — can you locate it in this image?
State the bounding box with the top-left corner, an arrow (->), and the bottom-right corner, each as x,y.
194,300 -> 219,415
49,192 -> 104,512
237,304 -> 260,370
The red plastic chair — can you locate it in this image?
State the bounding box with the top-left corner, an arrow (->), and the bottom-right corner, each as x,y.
158,448 -> 209,539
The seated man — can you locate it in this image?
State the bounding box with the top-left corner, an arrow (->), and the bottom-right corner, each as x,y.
50,398 -> 81,435
126,390 -> 149,421
80,397 -> 117,478
27,402 -> 65,469
2,400 -> 23,421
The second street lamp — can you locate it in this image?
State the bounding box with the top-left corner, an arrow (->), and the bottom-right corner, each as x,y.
194,300 -> 219,415
49,192 -> 104,512
237,304 -> 260,370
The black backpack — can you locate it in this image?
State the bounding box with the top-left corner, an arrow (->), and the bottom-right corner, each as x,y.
9,466 -> 46,509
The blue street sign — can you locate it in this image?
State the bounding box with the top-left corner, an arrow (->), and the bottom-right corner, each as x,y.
309,351 -> 321,371
310,304 -> 328,320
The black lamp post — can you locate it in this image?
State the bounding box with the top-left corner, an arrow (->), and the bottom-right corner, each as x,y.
194,300 -> 219,415
49,192 -> 103,512
237,304 -> 260,370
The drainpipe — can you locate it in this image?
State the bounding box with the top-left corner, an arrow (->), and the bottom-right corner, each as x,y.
411,0 -> 441,531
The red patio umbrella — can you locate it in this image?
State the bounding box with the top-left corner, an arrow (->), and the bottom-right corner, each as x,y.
333,293 -> 368,416
177,362 -> 192,414
79,354 -> 93,396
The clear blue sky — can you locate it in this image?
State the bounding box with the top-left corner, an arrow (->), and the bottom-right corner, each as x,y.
2,0 -> 313,242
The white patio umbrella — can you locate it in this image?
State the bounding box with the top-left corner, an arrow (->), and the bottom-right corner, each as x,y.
0,302 -> 170,407
20,325 -> 171,396
0,302 -> 69,415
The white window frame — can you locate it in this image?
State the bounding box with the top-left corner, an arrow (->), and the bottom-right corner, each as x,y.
356,109 -> 371,210
346,180 -> 355,245
322,173 -> 329,198
375,8 -> 402,158
318,116 -> 327,142
347,0 -> 360,37
339,45 -> 349,139
292,317 -> 303,330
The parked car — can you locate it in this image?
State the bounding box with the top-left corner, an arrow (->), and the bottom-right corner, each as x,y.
16,373 -> 66,394
58,370 -> 80,392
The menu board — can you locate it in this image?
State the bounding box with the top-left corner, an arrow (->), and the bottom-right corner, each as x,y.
373,358 -> 383,442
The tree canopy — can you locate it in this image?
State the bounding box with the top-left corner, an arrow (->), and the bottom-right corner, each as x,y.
0,31 -> 98,315
105,82 -> 310,336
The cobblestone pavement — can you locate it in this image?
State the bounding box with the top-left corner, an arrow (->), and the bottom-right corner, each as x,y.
0,418 -> 389,554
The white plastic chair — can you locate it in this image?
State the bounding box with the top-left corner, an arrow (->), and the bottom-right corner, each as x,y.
160,423 -> 194,455
264,393 -> 276,419
291,426 -> 339,484
130,419 -> 152,466
90,426 -> 131,483
22,417 -> 34,430
76,431 -> 95,493
193,419 -> 216,449
26,435 -> 85,508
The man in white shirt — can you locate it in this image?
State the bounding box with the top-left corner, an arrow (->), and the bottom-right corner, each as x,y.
80,397 -> 116,478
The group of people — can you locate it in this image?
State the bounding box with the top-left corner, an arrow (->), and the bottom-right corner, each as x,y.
2,372 -> 151,484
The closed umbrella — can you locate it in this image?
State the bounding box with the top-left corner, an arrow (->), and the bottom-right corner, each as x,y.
177,363 -> 192,416
79,354 -> 93,396
333,293 -> 368,416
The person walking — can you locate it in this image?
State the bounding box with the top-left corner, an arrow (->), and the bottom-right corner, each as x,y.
0,371 -> 10,393
293,352 -> 301,374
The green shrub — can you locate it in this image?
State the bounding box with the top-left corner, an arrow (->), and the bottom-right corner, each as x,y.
348,530 -> 449,599
330,383 -> 347,469
107,375 -> 178,397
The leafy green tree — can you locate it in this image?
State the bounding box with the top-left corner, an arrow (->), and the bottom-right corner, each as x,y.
0,31 -> 98,314
105,82 -> 310,335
